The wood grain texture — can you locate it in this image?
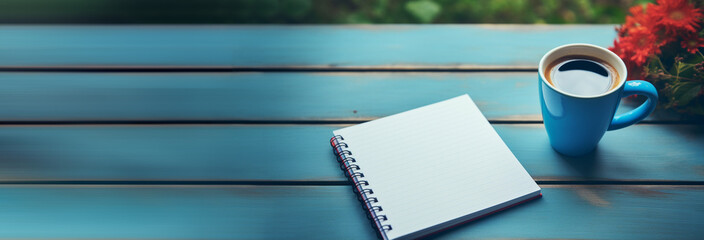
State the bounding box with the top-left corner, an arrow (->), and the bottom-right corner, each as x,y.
0,72 -> 680,122
0,25 -> 615,68
0,185 -> 699,239
0,124 -> 701,182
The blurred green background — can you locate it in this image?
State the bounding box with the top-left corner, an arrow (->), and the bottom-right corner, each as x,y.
0,0 -> 652,24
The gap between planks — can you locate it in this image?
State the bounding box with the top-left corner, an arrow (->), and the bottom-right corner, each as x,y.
0,180 -> 701,186
0,120 -> 698,126
0,66 -> 538,72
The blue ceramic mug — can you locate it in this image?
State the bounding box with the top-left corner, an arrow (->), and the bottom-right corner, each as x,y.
539,43 -> 658,156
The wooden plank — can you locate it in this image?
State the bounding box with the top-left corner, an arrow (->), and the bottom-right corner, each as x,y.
0,124 -> 701,182
0,185 -> 700,239
0,72 -> 679,122
0,25 -> 615,68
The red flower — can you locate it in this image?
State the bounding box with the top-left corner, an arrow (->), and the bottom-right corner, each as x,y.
609,39 -> 628,59
618,4 -> 665,36
619,27 -> 662,66
649,0 -> 703,34
618,5 -> 651,37
681,32 -> 704,54
610,0 -> 703,76
610,39 -> 647,80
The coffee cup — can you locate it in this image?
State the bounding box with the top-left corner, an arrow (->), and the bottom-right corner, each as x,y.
539,43 -> 658,156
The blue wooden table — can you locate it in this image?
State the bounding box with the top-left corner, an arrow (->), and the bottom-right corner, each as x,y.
0,25 -> 702,239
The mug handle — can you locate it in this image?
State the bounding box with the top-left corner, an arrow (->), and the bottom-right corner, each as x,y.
607,80 -> 658,131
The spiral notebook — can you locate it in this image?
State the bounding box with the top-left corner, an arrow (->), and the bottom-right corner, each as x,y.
330,94 -> 541,240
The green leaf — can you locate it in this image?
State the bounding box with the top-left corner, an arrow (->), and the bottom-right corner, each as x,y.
672,82 -> 702,106
405,0 -> 441,23
684,52 -> 704,65
678,63 -> 697,79
646,57 -> 665,76
669,63 -> 677,77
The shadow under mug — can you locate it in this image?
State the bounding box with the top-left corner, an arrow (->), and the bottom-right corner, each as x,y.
538,43 -> 658,156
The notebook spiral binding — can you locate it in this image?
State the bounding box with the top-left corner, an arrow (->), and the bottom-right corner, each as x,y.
330,135 -> 393,236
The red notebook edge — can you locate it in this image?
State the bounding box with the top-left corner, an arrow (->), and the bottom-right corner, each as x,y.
414,192 -> 543,240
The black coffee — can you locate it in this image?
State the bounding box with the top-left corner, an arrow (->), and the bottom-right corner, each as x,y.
545,55 -> 619,96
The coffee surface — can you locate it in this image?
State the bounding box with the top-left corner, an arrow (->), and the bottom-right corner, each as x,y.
545,55 -> 619,96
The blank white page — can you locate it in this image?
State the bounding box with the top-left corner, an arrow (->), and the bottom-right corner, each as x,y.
333,94 -> 541,240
